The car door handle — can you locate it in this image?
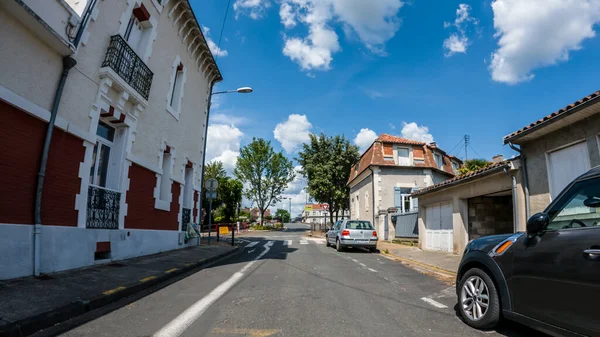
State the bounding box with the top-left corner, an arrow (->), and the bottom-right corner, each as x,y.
583,249 -> 600,258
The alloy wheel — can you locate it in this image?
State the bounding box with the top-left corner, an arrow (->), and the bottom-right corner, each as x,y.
460,275 -> 490,321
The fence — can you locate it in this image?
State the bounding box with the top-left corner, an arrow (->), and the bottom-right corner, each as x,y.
310,222 -> 329,235
392,211 -> 419,238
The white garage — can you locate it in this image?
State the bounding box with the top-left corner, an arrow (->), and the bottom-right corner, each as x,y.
424,202 -> 453,252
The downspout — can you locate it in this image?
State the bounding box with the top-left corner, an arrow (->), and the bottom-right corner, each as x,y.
72,0 -> 98,48
198,78 -> 216,240
508,142 -> 530,219
504,167 -> 519,233
367,167 -> 375,225
34,56 -> 77,276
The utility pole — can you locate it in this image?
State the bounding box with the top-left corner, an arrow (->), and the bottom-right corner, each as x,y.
464,135 -> 470,161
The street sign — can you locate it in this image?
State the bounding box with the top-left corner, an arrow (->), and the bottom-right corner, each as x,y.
322,204 -> 329,211
219,226 -> 229,235
304,205 -> 312,212
205,178 -> 218,191
206,191 -> 217,199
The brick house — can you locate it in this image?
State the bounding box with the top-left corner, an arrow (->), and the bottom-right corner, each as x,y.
347,134 -> 461,241
0,0 -> 221,279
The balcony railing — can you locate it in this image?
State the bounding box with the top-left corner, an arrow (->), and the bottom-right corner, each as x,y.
102,35 -> 153,100
182,207 -> 192,232
87,185 -> 120,229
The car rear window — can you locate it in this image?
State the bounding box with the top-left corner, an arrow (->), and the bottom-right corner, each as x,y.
345,221 -> 373,230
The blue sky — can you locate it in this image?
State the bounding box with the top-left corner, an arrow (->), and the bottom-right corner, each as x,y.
196,0 -> 600,214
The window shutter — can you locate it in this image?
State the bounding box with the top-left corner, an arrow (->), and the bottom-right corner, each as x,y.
394,187 -> 401,207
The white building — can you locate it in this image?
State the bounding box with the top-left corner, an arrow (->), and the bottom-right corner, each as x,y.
0,0 -> 221,279
302,204 -> 350,225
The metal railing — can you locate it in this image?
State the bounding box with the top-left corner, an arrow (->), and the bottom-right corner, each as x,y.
102,35 -> 153,99
182,208 -> 191,232
87,185 -> 120,229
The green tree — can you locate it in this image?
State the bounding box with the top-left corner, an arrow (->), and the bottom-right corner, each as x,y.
298,133 -> 360,225
275,208 -> 291,223
219,178 -> 243,222
234,138 -> 295,225
457,159 -> 491,175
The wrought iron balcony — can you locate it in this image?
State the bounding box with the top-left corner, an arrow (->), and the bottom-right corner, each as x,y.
87,185 -> 120,229
182,208 -> 192,232
102,35 -> 153,100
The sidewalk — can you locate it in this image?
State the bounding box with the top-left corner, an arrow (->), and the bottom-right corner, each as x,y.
0,242 -> 239,337
377,241 -> 461,276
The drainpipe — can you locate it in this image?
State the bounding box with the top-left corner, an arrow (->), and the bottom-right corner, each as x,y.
198,79 -> 216,244
508,142 -> 530,219
34,56 -> 77,276
72,0 -> 98,48
504,167 -> 519,233
367,167 -> 376,225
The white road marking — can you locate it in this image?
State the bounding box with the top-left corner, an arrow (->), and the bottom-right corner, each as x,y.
247,249 -> 255,254
153,242 -> 272,337
246,241 -> 258,248
367,268 -> 378,273
299,240 -> 309,245
421,297 -> 448,309
351,259 -> 359,263
358,263 -> 366,267
284,240 -> 292,246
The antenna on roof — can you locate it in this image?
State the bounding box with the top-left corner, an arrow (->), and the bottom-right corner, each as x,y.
464,135 -> 470,161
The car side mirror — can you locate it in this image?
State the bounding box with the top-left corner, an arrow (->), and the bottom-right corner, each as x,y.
527,212 -> 549,237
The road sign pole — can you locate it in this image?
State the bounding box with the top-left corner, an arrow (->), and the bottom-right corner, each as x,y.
217,222 -> 220,242
208,198 -> 212,246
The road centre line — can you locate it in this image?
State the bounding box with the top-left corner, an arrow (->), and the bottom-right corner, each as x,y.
152,242 -> 273,337
358,263 -> 366,267
420,297 -> 448,309
367,268 -> 378,273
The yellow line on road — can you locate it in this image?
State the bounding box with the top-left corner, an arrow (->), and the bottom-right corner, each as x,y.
140,276 -> 157,282
165,268 -> 178,273
103,286 -> 126,295
212,328 -> 280,336
184,263 -> 194,266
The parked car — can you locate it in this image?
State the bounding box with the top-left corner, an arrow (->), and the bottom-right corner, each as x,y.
326,219 -> 378,252
456,166 -> 600,337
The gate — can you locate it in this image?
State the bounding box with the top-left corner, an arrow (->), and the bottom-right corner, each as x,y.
392,211 -> 418,238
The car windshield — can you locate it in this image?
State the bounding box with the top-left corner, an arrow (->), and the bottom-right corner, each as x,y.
345,221 -> 373,230
545,177 -> 600,230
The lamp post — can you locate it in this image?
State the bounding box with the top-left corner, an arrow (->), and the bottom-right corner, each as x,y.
199,86 -> 252,244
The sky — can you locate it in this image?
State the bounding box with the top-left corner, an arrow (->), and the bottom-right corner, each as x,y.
195,0 -> 600,217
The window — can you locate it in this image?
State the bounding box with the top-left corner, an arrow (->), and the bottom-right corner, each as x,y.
89,122 -> 115,188
547,142 -> 590,199
167,59 -> 186,118
159,149 -> 172,201
396,147 -> 410,166
345,221 -> 374,230
394,187 -> 414,213
124,14 -> 144,51
452,161 -> 460,173
546,178 -> 600,231
434,153 -> 443,169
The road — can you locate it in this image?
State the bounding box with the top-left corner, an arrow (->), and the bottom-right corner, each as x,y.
58,223 -> 547,337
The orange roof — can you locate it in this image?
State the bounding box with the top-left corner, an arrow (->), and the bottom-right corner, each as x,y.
376,134 -> 426,146
504,90 -> 600,143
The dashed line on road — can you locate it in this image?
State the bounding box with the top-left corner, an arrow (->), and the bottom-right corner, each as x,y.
421,297 -> 448,309
358,263 -> 366,267
367,268 -> 378,273
165,268 -> 178,274
140,276 -> 157,282
299,240 -> 309,245
103,286 -> 126,295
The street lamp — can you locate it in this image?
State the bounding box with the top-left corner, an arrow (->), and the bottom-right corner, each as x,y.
281,197 -> 292,223
198,85 -> 253,239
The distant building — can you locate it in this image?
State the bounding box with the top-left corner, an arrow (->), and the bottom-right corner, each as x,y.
302,204 -> 349,225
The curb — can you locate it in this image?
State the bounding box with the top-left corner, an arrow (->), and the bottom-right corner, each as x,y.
0,247 -> 242,337
380,250 -> 457,278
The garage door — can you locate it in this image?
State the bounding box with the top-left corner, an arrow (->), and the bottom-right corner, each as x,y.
425,202 -> 453,252
548,142 -> 590,199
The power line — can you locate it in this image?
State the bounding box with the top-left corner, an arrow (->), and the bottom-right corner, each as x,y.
447,138 -> 465,157
216,0 -> 232,60
469,144 -> 483,160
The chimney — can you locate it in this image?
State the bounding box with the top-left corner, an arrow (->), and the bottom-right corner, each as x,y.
429,142 -> 437,148
492,154 -> 503,163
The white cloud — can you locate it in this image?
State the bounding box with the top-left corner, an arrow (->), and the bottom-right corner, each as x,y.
489,0 -> 600,84
353,128 -> 378,153
211,113 -> 249,126
400,122 -> 434,144
202,26 -> 228,57
234,0 -> 271,19
240,0 -> 404,72
364,88 -> 384,99
443,4 -> 477,57
206,124 -> 244,172
273,114 -> 313,153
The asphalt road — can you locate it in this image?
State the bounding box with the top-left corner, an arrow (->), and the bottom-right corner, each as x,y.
58,223 -> 547,337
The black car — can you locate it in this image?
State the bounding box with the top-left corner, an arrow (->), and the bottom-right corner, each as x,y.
456,166 -> 600,337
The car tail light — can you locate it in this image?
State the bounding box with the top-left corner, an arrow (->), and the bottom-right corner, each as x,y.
341,230 -> 350,236
494,241 -> 513,255
372,231 -> 377,237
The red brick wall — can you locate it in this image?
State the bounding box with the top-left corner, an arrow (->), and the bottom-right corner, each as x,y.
125,163 -> 180,230
382,143 -> 393,156
0,100 -> 83,226
193,190 -> 199,223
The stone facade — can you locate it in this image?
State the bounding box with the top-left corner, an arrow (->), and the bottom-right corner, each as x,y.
468,196 -> 513,240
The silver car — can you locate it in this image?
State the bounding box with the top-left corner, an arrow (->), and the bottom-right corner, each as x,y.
326,220 -> 378,252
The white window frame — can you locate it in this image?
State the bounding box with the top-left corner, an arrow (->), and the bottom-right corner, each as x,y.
434,153 -> 443,169
452,161 -> 460,173
90,137 -> 113,188
394,146 -> 412,166
545,139 -> 590,201
166,55 -> 187,120
117,1 -> 158,63
154,143 -> 176,211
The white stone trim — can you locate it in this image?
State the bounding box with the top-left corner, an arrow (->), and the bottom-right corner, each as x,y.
151,0 -> 164,13
154,141 -> 176,211
165,55 -> 186,120
78,0 -> 100,46
140,15 -> 158,62
372,167 -> 381,214
98,67 -> 149,108
75,141 -> 96,227
178,19 -> 192,36
188,35 -> 199,52
177,180 -> 184,230
117,0 -> 138,36
168,0 -> 183,17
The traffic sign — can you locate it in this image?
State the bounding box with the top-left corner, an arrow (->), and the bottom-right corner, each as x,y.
206,191 -> 217,199
322,204 -> 329,211
205,178 -> 218,191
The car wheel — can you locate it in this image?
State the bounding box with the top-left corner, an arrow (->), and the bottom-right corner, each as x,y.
336,238 -> 343,252
325,236 -> 330,247
458,268 -> 501,329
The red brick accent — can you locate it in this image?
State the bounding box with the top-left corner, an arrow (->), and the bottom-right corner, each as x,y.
132,3 -> 151,22
0,100 -> 83,226
125,163 -> 180,230
96,241 -> 111,253
193,190 -> 199,223
382,143 -> 393,156
412,146 -> 424,159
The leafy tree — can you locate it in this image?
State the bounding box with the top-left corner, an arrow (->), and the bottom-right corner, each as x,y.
219,178 -> 243,222
238,209 -> 251,219
234,138 -> 295,225
457,159 -> 491,175
298,133 -> 360,225
205,161 -> 227,180
265,215 -> 273,221
275,208 -> 291,223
